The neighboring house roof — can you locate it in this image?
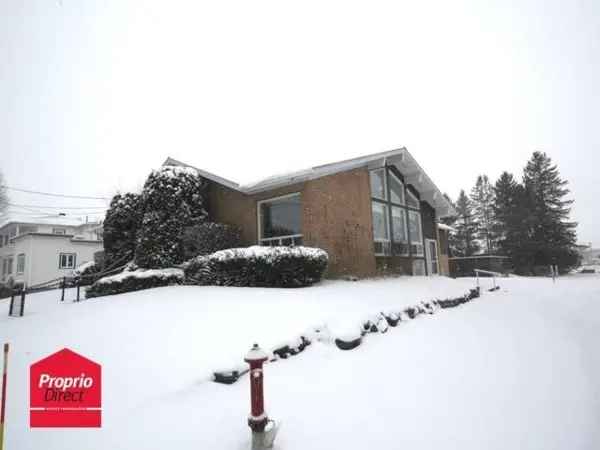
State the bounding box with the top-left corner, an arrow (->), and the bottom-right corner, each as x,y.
0,215 -> 100,229
164,148 -> 456,217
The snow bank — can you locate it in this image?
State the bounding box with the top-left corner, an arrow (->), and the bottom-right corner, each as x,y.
2,275 -> 599,449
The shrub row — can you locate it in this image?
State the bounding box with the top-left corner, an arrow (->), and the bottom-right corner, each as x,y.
334,288 -> 482,351
214,286 -> 487,384
184,246 -> 328,288
86,268 -> 184,298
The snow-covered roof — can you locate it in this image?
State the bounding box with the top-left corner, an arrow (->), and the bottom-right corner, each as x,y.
437,223 -> 457,232
0,215 -> 101,230
165,148 -> 456,217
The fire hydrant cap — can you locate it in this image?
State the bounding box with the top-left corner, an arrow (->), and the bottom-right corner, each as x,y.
244,343 -> 269,362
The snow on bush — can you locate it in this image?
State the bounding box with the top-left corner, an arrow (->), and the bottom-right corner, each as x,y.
103,193 -> 142,268
135,165 -> 207,269
86,268 -> 184,298
72,261 -> 97,277
184,246 -> 328,288
182,222 -> 241,260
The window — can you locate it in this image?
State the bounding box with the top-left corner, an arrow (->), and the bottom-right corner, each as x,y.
6,257 -> 13,275
0,235 -> 3,248
3,235 -> 8,246
258,193 -> 302,246
17,254 -> 25,274
372,202 -> 390,255
389,172 -> 405,205
406,189 -> 420,209
391,207 -> 409,256
408,210 -> 424,256
59,253 -> 76,269
370,167 -> 425,260
2,259 -> 7,278
53,228 -> 67,235
369,169 -> 387,200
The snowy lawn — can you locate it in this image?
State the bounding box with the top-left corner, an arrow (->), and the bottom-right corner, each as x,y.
1,274 -> 599,449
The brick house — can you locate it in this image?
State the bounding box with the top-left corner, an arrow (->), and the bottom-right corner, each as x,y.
166,148 -> 455,278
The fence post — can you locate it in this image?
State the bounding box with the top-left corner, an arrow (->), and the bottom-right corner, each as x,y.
61,277 -> 66,302
76,280 -> 80,302
20,290 -> 25,316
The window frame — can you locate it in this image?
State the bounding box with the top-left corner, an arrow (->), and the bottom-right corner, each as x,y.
370,166 -> 426,261
58,253 -> 76,270
16,253 -> 25,274
257,192 -> 303,246
53,228 -> 67,235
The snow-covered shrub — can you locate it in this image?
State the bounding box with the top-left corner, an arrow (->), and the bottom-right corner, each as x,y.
334,335 -> 362,350
182,222 -> 241,260
103,193 -> 142,269
86,268 -> 184,298
71,261 -> 100,286
135,165 -> 207,269
184,246 -> 328,287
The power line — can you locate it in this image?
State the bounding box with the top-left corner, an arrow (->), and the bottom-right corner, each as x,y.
2,185 -> 110,200
9,203 -> 107,210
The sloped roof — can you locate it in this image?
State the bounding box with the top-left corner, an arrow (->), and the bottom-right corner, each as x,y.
164,148 -> 455,217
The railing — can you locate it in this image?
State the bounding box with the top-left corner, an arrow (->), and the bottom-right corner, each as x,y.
259,234 -> 303,246
474,269 -> 503,291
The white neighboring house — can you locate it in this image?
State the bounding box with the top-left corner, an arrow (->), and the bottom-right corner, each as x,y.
0,217 -> 103,287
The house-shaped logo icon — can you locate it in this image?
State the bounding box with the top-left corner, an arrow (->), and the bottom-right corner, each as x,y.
30,348 -> 101,427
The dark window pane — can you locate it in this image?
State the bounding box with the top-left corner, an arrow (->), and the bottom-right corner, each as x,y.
260,195 -> 302,238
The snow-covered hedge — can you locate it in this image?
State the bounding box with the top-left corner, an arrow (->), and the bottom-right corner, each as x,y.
184,246 -> 328,288
71,261 -> 100,286
86,268 -> 184,298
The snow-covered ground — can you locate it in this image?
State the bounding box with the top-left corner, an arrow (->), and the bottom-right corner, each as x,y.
1,274 -> 599,449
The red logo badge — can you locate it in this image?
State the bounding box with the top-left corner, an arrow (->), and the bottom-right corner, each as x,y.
30,348 -> 101,427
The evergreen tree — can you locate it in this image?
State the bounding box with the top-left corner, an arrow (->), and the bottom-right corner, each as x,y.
522,152 -> 578,272
453,190 -> 480,256
103,193 -> 142,268
135,165 -> 207,268
492,172 -> 531,272
470,174 -> 496,254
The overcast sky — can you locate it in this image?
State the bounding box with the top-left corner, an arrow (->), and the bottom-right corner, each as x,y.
1,1 -> 598,244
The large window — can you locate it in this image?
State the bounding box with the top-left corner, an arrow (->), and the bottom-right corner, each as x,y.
391,206 -> 409,256
372,202 -> 390,256
17,254 -> 25,274
370,167 -> 424,259
258,193 -> 303,246
59,253 -> 76,269
408,210 -> 424,256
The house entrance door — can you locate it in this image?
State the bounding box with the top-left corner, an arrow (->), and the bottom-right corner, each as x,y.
426,239 -> 439,275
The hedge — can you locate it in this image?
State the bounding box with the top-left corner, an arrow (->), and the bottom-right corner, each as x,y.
86,268 -> 184,298
184,246 -> 328,288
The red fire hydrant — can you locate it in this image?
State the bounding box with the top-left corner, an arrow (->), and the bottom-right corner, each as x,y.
245,343 -> 269,432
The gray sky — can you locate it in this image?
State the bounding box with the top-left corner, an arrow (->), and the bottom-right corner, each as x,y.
1,1 -> 598,244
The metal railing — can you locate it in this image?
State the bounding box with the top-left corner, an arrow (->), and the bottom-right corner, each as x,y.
474,269 -> 503,291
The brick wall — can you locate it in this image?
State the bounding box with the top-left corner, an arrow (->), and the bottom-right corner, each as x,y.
206,168 -> 377,278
